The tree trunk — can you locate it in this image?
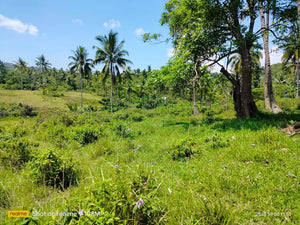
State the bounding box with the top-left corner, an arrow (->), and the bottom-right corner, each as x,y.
193,62 -> 199,115
80,73 -> 83,108
20,72 -> 23,90
42,69 -> 45,88
296,54 -> 299,98
259,2 -> 282,113
240,44 -> 258,117
110,64 -> 114,113
298,0 -> 300,34
233,80 -> 243,118
220,67 -> 243,117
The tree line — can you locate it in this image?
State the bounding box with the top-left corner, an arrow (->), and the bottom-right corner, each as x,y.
1,0 -> 300,117
145,0 -> 300,117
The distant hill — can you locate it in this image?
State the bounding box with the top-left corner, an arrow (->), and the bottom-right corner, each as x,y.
0,60 -> 14,69
4,62 -> 14,69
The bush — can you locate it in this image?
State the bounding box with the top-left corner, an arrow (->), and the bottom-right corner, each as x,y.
71,125 -> 104,145
0,103 -> 36,118
0,138 -> 38,169
205,133 -> 229,149
66,103 -> 78,112
136,96 -> 165,109
274,84 -> 295,98
99,98 -> 110,111
130,113 -> 145,122
252,88 -> 264,101
171,138 -> 198,161
42,88 -> 64,97
0,185 -> 10,208
114,122 -> 133,138
28,149 -> 79,190
61,167 -> 164,224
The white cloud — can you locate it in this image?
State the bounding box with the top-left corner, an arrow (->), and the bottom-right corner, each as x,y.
103,19 -> 120,29
72,18 -> 83,25
0,14 -> 38,35
167,48 -> 175,58
135,28 -> 145,36
28,24 -> 38,35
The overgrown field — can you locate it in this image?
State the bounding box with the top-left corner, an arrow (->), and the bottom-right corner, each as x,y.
0,90 -> 299,224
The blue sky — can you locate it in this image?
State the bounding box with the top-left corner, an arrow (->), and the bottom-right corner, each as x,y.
0,0 -> 173,70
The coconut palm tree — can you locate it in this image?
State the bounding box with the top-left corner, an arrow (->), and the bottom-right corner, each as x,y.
93,30 -> 132,113
36,55 -> 52,87
14,58 -> 27,90
281,30 -> 300,98
68,46 -> 93,107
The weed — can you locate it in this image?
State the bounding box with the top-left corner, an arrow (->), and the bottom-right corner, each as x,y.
0,184 -> 10,208
171,138 -> 198,161
0,137 -> 38,169
28,149 -> 79,190
205,133 -> 229,149
114,122 -> 134,138
66,102 -> 78,112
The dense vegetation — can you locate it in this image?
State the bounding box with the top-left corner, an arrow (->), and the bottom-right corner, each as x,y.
1,0 -> 300,224
0,90 -> 299,224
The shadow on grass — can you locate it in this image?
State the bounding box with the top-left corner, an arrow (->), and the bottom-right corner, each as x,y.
211,112 -> 300,131
163,121 -> 198,130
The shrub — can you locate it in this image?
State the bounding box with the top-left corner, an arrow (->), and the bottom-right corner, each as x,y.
0,185 -> 10,208
252,88 -> 264,101
114,122 -> 133,138
61,168 -> 164,224
205,133 -> 229,149
71,125 -> 104,145
28,149 -> 79,190
99,98 -> 110,111
83,105 -> 96,112
171,138 -> 198,161
66,103 -> 78,112
130,114 -> 145,122
136,96 -> 164,109
0,138 -> 38,169
0,103 -> 36,118
60,114 -> 75,127
42,88 -> 64,97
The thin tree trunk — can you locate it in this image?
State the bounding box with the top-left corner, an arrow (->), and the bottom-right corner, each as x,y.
110,63 -> 114,113
220,67 -> 243,117
42,68 -> 45,87
296,55 -> 299,98
298,0 -> 300,34
259,2 -> 282,113
296,0 -> 300,97
193,62 -> 199,115
80,73 -> 83,108
20,72 -> 23,90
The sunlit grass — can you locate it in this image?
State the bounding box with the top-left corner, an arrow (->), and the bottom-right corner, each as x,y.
0,90 -> 299,224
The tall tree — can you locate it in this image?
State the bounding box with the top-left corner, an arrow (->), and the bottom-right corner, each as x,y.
298,0 -> 300,35
36,55 -> 52,87
14,58 -> 27,90
161,0 -> 261,117
258,0 -> 282,113
0,61 -> 8,84
93,30 -> 132,113
297,0 -> 300,97
68,46 -> 93,107
281,29 -> 300,98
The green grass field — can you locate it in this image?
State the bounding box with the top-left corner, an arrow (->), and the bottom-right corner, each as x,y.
0,90 -> 299,224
